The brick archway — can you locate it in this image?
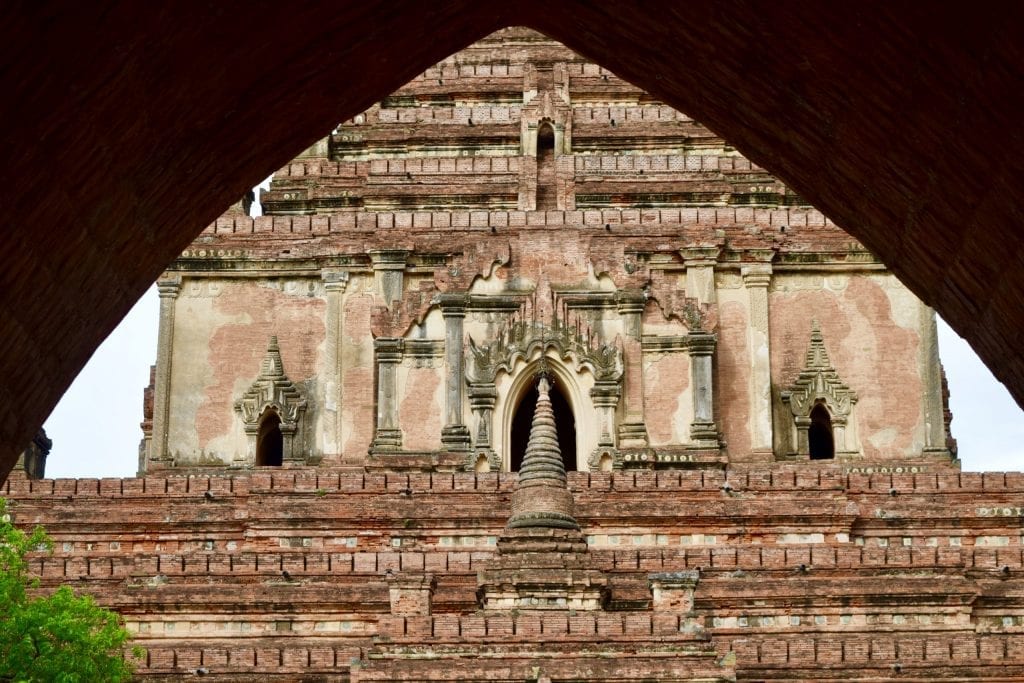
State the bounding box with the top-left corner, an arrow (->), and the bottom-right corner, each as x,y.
2,2 -> 1023,480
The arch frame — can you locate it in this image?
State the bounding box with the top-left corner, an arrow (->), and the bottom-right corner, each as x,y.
780,324 -> 860,460
234,337 -> 310,467
494,348 -> 599,473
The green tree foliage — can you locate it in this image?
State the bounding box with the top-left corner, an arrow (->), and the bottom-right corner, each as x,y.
0,499 -> 136,682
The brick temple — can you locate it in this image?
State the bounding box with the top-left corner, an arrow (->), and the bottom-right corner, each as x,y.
6,28 -> 1023,681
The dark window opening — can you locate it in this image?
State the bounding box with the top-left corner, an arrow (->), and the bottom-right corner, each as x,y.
536,122 -> 556,210
510,380 -> 576,472
808,403 -> 834,460
256,411 -> 284,466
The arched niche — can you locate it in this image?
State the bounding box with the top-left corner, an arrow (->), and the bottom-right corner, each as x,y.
494,351 -> 598,472
509,376 -> 576,472
235,336 -> 309,467
256,409 -> 284,466
781,324 -> 859,460
808,402 -> 835,460
536,120 -> 557,210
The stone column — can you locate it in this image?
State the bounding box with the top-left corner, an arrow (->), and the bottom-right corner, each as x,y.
321,270 -> 349,461
742,264 -> 773,454
687,332 -> 718,445
437,294 -> 471,451
616,291 -> 649,448
371,338 -> 403,451
148,275 -> 181,470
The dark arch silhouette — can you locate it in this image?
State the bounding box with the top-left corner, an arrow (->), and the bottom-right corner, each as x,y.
256,411 -> 284,467
2,5 -> 1024,480
510,379 -> 576,473
808,404 -> 835,460
536,122 -> 556,210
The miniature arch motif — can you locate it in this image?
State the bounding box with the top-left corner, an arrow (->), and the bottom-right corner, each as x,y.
468,316 -> 623,472
780,322 -> 858,459
235,336 -> 308,465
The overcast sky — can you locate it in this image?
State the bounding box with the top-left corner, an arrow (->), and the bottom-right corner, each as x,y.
40,281 -> 1023,478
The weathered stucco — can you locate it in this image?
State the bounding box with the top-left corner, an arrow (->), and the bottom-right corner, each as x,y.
168,279 -> 326,465
770,273 -> 925,460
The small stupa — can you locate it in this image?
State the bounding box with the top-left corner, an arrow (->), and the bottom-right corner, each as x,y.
477,369 -> 608,610
507,373 -> 579,531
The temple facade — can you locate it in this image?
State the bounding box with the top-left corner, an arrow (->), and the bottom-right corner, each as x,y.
138,28 -> 953,477
6,28 -> 1024,682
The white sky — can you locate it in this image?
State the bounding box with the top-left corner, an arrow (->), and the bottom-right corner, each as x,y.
41,282 -> 1024,478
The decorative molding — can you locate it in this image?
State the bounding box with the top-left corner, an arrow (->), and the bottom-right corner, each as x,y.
781,322 -> 859,457
781,322 -> 857,419
403,339 -> 445,368
321,269 -> 350,292
468,320 -> 621,385
234,336 -> 309,464
641,335 -> 691,354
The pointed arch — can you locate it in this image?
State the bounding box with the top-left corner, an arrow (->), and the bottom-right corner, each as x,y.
536,120 -> 557,210
256,409 -> 284,466
510,377 -> 576,473
808,403 -> 835,460
497,353 -> 589,472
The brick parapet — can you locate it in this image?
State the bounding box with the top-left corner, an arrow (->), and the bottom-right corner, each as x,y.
202,206 -> 835,237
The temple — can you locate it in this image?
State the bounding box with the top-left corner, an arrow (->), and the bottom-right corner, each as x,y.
5,28 -> 1023,681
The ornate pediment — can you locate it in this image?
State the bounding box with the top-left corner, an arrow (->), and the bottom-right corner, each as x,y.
235,336 -> 307,427
469,318 -> 622,384
781,322 -> 857,418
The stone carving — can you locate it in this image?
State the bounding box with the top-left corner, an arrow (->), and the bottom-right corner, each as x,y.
468,312 -> 622,385
781,322 -> 858,456
235,336 -> 308,463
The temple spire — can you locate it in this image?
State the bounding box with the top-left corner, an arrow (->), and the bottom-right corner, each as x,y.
507,372 -> 579,530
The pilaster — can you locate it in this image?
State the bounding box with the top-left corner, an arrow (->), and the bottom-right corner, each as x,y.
687,332 -> 719,445
590,380 -> 621,448
321,270 -> 350,461
148,275 -> 181,470
371,337 -> 403,452
920,306 -> 952,459
437,294 -> 471,452
468,382 -> 498,470
369,250 -> 408,307
742,264 -> 774,455
615,290 -> 648,448
681,247 -> 720,305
